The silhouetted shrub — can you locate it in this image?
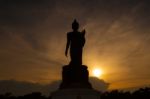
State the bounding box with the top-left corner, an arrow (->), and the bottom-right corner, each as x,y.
0,87 -> 150,99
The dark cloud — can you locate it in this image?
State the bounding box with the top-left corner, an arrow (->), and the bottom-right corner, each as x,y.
0,0 -> 54,27
0,78 -> 108,96
89,77 -> 109,92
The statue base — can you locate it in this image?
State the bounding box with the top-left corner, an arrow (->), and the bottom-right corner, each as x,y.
51,88 -> 100,99
51,65 -> 100,99
59,65 -> 92,89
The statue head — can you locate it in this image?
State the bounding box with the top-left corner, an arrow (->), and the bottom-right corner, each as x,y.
72,19 -> 79,31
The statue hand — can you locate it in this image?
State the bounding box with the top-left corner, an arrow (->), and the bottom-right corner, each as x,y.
65,51 -> 68,57
82,29 -> 86,35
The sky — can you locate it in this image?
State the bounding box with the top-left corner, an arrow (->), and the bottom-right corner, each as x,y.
0,0 -> 150,94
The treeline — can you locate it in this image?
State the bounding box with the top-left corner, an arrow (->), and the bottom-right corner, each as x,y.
0,87 -> 150,99
0,92 -> 48,99
101,87 -> 150,99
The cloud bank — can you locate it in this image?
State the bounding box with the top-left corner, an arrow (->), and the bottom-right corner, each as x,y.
0,78 -> 108,96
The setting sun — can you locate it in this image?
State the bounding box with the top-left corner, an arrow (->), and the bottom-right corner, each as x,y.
92,68 -> 103,77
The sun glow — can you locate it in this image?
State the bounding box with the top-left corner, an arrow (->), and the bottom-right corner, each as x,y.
92,68 -> 103,77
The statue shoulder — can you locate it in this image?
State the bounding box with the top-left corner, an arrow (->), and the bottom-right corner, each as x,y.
67,32 -> 72,38
67,32 -> 73,36
67,32 -> 72,35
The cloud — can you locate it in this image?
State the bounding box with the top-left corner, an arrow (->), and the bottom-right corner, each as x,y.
0,78 -> 108,96
89,77 -> 109,92
0,0 -> 150,90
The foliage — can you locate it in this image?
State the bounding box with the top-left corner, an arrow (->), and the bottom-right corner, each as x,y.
0,87 -> 150,99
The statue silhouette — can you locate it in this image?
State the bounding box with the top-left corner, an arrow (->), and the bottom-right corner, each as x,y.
60,19 -> 92,89
65,19 -> 85,66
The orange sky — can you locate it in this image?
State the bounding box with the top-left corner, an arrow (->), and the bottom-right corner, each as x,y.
0,0 -> 150,91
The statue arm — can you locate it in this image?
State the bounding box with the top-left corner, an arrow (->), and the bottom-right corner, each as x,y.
82,29 -> 86,46
65,33 -> 70,57
83,36 -> 85,46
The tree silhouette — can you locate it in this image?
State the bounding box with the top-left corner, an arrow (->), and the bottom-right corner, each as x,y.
0,87 -> 150,99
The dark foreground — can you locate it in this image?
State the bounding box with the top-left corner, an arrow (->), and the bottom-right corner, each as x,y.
0,87 -> 150,99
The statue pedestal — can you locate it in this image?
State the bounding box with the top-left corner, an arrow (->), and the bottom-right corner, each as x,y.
51,65 -> 101,99
59,65 -> 92,89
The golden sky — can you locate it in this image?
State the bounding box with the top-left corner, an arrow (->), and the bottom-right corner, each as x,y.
0,0 -> 150,91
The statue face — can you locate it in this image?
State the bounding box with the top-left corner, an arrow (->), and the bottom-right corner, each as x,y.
72,19 -> 79,31
72,25 -> 79,31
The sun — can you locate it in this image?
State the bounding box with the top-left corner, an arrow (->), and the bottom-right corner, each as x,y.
92,68 -> 103,77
